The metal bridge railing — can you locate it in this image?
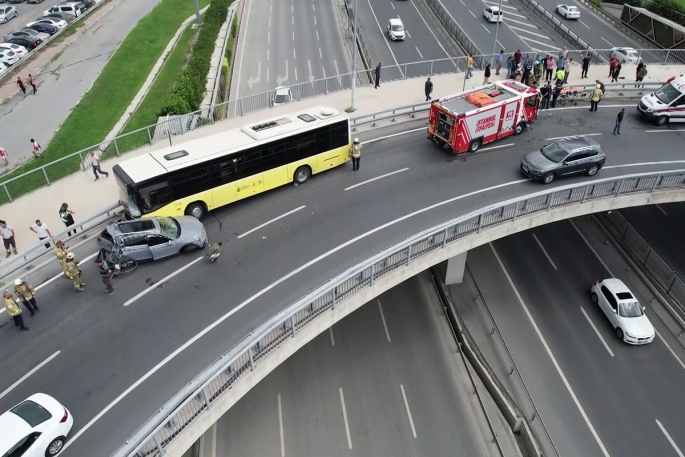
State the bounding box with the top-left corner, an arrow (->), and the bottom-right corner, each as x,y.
111,169 -> 685,457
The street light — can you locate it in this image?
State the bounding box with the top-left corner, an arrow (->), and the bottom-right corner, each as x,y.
350,0 -> 358,111
194,0 -> 202,26
490,0 -> 504,67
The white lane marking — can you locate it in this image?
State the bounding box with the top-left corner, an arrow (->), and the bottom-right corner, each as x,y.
569,220 -> 615,276
234,0 -> 253,98
0,351 -> 61,401
316,29 -> 319,41
267,48 -> 270,61
480,143 -> 515,152
63,178 -> 530,448
552,104 -> 632,111
481,24 -> 491,33
656,419 -> 684,457
519,36 -> 560,49
293,48 -> 296,59
312,3 -> 315,11
400,384 -> 417,438
294,67 -> 298,80
645,129 -> 685,133
237,206 -> 307,239
378,299 -> 391,342
532,233 -> 557,270
580,307 -> 615,357
508,26 -> 551,40
655,204 -> 668,216
415,46 -> 423,59
268,31 -> 270,43
269,16 -> 271,27
292,31 -> 294,41
410,0 -> 456,65
546,133 -> 602,141
489,243 -> 612,457
579,19 -> 590,29
601,36 -> 613,47
123,257 -> 204,307
329,327 -> 335,346
339,388 -> 353,449
497,39 -> 505,50
33,251 -> 99,292
506,18 -> 543,29
365,0 -> 402,76
469,10 -> 476,18
344,168 -> 409,191
319,47 -> 322,59
362,127 -> 426,144
211,423 -> 217,457
267,68 -> 269,82
278,394 -> 285,457
603,160 -> 685,169
391,2 -> 395,9
656,330 -> 685,373
459,0 -> 464,4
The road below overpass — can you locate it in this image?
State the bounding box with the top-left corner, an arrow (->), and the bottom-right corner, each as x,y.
1,106 -> 685,457
464,216 -> 685,456
213,273 -> 501,457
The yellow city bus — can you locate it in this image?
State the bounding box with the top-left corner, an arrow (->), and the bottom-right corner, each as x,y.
113,106 -> 351,219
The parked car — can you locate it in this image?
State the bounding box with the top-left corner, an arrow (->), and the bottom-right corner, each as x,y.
556,4 -> 580,19
28,0 -> 48,4
0,393 -> 74,457
387,18 -> 405,41
4,28 -> 48,43
96,216 -> 207,263
272,86 -> 292,106
77,0 -> 96,10
6,36 -> 43,50
610,46 -> 639,64
27,18 -> 67,29
0,62 -> 8,76
43,2 -> 81,17
591,278 -> 655,344
7,0 -> 25,4
520,136 -> 606,184
0,5 -> 17,23
0,42 -> 27,59
42,11 -> 76,23
0,48 -> 17,66
483,6 -> 503,23
27,22 -> 58,35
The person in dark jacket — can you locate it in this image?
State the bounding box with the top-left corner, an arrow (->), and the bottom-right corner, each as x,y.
483,64 -> 491,85
97,258 -> 115,295
540,82 -> 552,109
551,82 -> 563,108
425,77 -> 433,101
59,203 -> 76,237
611,60 -> 624,83
581,54 -> 591,79
375,62 -> 382,88
613,108 -> 625,135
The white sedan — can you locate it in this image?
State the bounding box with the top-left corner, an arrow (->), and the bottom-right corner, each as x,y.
26,18 -> 68,30
0,393 -> 74,457
0,43 -> 28,59
483,6 -> 503,22
591,278 -> 655,344
556,4 -> 581,19
0,48 -> 18,67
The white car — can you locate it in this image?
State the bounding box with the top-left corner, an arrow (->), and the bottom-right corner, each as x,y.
0,42 -> 28,59
43,3 -> 81,18
483,6 -> 503,23
0,49 -> 18,66
387,18 -> 405,41
556,4 -> 580,19
0,63 -> 9,77
272,86 -> 292,107
611,47 -> 639,64
591,278 -> 655,344
27,18 -> 68,30
0,6 -> 18,24
0,393 -> 74,457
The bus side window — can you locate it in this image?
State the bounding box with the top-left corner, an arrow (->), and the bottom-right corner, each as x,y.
234,149 -> 262,179
315,125 -> 331,153
138,180 -> 173,213
287,132 -> 317,162
262,143 -> 288,169
328,121 -> 350,149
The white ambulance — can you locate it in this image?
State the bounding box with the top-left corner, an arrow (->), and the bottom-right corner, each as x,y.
637,76 -> 685,126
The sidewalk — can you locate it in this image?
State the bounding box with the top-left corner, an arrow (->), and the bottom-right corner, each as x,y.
1,62 -> 683,255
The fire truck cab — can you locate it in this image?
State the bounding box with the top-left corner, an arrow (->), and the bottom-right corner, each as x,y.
428,80 -> 539,153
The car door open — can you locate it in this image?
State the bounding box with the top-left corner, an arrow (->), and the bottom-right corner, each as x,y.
147,235 -> 175,261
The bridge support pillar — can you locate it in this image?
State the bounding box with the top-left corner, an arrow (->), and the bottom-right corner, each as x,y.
443,251 -> 467,285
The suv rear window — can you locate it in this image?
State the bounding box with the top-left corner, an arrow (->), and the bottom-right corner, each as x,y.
10,400 -> 52,427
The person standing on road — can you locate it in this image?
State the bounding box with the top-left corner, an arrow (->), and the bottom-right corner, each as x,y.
30,219 -> 52,249
14,279 -> 39,315
611,60 -> 624,83
350,138 -> 362,171
589,84 -> 603,112
97,258 -> 115,295
374,63 -> 382,88
581,54 -> 590,79
495,50 -> 504,75
613,108 -> 625,135
59,203 -> 77,237
64,252 -> 85,292
0,220 -> 18,257
483,64 -> 491,85
0,146 -> 8,166
30,139 -> 43,159
4,291 -> 28,331
53,240 -> 69,274
465,54 -> 474,79
425,77 -> 433,101
28,74 -> 37,94
90,150 -> 109,180
16,77 -> 26,95
636,64 -> 647,89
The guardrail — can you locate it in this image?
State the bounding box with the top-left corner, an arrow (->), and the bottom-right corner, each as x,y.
110,169 -> 685,457
0,0 -> 108,85
0,203 -> 123,288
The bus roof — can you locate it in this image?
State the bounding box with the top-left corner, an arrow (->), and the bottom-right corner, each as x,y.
119,106 -> 344,184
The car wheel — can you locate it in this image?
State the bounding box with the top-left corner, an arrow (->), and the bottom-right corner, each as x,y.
586,164 -> 599,176
616,327 -> 624,341
542,172 -> 555,184
591,292 -> 598,304
514,122 -> 525,135
185,201 -> 206,220
294,165 -> 311,184
468,138 -> 481,152
46,436 -> 66,456
654,115 -> 667,126
181,244 -> 199,253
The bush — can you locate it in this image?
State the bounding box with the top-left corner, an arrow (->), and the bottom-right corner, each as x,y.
159,0 -> 233,116
648,0 -> 685,26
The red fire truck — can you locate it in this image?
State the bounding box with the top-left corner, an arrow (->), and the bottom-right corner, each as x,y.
427,80 -> 539,153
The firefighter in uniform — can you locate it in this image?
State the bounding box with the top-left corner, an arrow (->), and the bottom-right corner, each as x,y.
54,240 -> 68,274
3,291 -> 28,331
207,241 -> 223,263
64,252 -> 86,291
14,279 -> 39,315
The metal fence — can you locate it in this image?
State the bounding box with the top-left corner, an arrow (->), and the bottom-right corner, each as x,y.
111,169 -> 685,457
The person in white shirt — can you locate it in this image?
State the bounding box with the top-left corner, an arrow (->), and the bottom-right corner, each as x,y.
30,219 -> 52,249
0,220 -> 18,257
0,147 -> 8,166
30,138 -> 43,159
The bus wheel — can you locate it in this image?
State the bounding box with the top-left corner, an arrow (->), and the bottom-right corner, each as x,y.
294,166 -> 311,185
514,122 -> 525,135
185,202 -> 206,219
654,116 -> 667,126
468,139 -> 481,153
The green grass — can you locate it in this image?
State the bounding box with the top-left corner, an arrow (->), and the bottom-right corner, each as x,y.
0,0 -> 210,203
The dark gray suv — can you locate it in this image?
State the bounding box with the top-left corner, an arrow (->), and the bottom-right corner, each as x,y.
520,136 -> 606,184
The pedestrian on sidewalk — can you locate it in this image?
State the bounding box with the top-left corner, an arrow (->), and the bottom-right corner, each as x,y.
425,77 -> 433,101
14,279 -> 39,315
563,58 -> 572,83
540,81 -> 552,109
28,74 -> 37,94
636,58 -> 644,80
0,146 -> 8,166
555,67 -> 565,85
483,64 -> 491,85
514,49 -> 521,67
64,252 -> 85,292
495,50 -> 504,75
611,60 -> 623,83
551,82 -> 562,108
636,64 -> 647,89
0,220 -> 18,257
545,55 -> 554,81
374,62 -> 382,88
613,108 -> 625,135
521,55 -> 532,85
4,291 -> 28,331
97,258 -> 115,295
30,139 -> 43,159
59,203 -> 77,237
608,54 -> 617,77
506,55 -> 513,79
581,53 -> 590,79
90,150 -> 109,180
30,219 -> 52,249
589,84 -> 603,112
465,54 -> 474,79
16,77 -> 26,95
595,79 -> 605,94
350,138 -> 362,171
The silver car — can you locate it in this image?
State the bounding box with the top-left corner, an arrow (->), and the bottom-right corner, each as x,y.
520,136 -> 606,184
4,28 -> 49,43
96,216 -> 207,262
0,6 -> 17,24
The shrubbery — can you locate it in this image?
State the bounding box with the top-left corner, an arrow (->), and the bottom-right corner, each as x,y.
602,0 -> 685,27
159,0 -> 233,116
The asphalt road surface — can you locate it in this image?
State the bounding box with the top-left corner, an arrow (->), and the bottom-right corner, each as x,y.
230,0 -> 351,100
467,218 -> 685,457
1,105 -> 685,457
0,0 -> 159,170
215,273 -> 494,457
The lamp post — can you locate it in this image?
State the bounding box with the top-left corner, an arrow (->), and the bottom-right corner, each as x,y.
351,0 -> 358,111
194,0 -> 202,26
490,0 -> 504,66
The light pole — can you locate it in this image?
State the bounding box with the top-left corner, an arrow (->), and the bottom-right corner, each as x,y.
490,0 -> 504,66
350,0 -> 358,111
194,0 -> 202,26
